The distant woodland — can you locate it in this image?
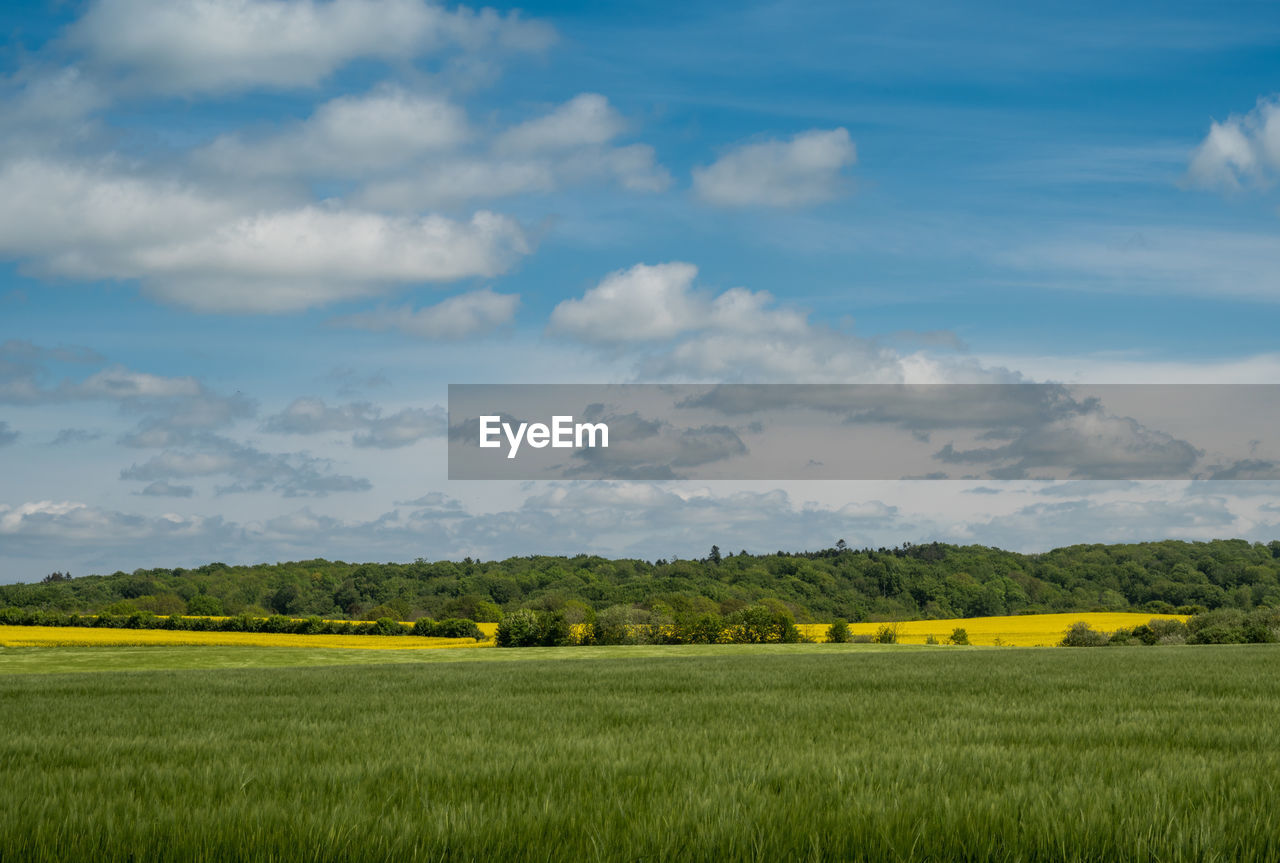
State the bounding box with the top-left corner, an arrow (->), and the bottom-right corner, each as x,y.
5,539 -> 1280,623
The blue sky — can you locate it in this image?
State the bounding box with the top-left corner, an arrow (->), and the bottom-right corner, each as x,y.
2,0 -> 1280,581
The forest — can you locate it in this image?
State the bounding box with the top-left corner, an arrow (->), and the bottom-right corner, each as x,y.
5,538 -> 1280,624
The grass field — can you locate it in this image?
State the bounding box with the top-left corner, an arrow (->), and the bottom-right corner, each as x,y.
2,643 -> 1279,861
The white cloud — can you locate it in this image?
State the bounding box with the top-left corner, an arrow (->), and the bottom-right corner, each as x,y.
0,159 -> 531,312
335,289 -> 519,339
550,261 -> 1013,383
357,159 -> 556,209
1187,97 -> 1280,190
357,93 -> 669,209
199,86 -> 471,178
693,128 -> 856,207
67,0 -> 555,95
549,262 -> 704,342
495,93 -> 626,153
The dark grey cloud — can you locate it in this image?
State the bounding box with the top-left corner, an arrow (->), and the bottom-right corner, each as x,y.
120,434 -> 371,498
49,427 -> 103,446
135,480 -> 195,498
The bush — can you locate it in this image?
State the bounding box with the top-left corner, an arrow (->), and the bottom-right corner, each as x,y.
496,608 -> 543,647
873,624 -> 899,645
826,619 -> 851,644
1059,622 -> 1109,647
429,618 -> 485,640
591,605 -> 640,645
850,634 -> 874,644
539,611 -> 571,647
367,617 -> 408,636
674,612 -> 726,644
724,605 -> 800,644
948,627 -> 970,646
924,634 -> 939,645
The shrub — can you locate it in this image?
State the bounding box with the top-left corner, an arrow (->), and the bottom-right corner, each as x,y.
496,608 -> 543,647
1060,622 -> 1109,647
924,634 -> 939,645
261,614 -> 294,634
725,605 -> 800,644
873,624 -> 899,644
948,627 -> 970,646
850,634 -> 874,644
430,618 -> 485,640
592,605 -> 640,645
826,619 -> 851,644
367,617 -> 408,636
124,611 -> 156,629
675,612 -> 726,644
1108,628 -> 1135,646
539,611 -> 571,647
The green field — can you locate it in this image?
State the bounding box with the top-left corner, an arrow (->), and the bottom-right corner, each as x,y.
2,644 -> 1279,861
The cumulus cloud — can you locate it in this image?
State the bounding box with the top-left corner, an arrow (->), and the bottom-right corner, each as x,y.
66,0 -> 555,95
334,289 -> 519,339
198,86 -> 471,178
550,261 -> 1010,383
693,128 -> 856,207
357,93 -> 669,209
1187,97 -> 1280,191
495,93 -> 626,153
0,159 -> 530,312
550,262 -> 703,342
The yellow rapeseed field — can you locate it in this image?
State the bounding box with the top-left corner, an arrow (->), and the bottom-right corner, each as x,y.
797,612 -> 1188,646
0,625 -> 492,650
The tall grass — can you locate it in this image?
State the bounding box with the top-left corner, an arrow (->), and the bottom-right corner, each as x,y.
2,646 -> 1279,861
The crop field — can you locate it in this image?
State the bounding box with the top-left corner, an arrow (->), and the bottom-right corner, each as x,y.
797,611 -> 1189,645
0,624 -> 492,650
2,643 -> 1279,861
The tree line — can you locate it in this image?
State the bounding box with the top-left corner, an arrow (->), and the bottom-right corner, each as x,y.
4,538 -> 1280,625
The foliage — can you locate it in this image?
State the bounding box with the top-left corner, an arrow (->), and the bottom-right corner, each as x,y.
948,627 -> 970,645
1060,622 -> 1111,647
10,539 -> 1280,627
826,619 -> 851,643
873,623 -> 899,644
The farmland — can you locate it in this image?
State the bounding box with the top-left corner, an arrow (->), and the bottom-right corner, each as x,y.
2,643 -> 1279,861
809,611 -> 1189,645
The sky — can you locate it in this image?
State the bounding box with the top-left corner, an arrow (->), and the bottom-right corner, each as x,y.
2,0 -> 1280,581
